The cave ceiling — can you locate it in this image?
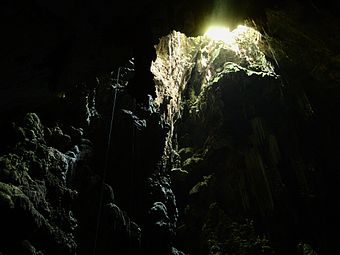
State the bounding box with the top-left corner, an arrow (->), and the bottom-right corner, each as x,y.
1,0 -> 340,112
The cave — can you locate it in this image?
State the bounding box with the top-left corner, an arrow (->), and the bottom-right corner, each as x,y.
1,1 -> 340,255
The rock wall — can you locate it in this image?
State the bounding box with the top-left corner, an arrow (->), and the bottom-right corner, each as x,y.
0,113 -> 79,254
1,1 -> 340,255
151,17 -> 339,253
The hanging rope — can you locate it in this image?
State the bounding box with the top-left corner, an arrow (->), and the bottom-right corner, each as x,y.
93,67 -> 121,255
127,98 -> 136,254
129,110 -> 135,214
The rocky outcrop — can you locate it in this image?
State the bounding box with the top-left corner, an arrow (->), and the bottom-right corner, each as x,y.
0,108 -> 144,255
150,19 -> 338,253
0,113 -> 78,254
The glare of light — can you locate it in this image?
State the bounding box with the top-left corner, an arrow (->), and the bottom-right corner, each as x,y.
204,26 -> 235,44
204,25 -> 262,54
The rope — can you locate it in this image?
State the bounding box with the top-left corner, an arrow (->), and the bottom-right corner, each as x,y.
93,67 -> 121,255
128,101 -> 136,255
129,112 -> 135,214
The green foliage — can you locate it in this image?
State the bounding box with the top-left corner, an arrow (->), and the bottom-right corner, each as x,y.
202,203 -> 274,255
178,147 -> 195,159
182,156 -> 204,170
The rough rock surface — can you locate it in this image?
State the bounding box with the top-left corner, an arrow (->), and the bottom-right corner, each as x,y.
0,113 -> 78,255
1,1 -> 340,255
151,18 -> 337,253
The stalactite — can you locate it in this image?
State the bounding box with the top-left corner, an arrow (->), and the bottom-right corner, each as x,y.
245,148 -> 274,214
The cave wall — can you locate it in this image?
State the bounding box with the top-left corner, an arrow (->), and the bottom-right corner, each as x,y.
1,1 -> 340,255
150,3 -> 340,254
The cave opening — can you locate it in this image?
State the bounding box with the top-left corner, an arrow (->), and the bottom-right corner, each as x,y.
148,22 -> 284,255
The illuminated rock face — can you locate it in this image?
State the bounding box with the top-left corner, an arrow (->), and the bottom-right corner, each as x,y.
151,25 -> 329,254
151,28 -> 281,254
151,26 -> 277,168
